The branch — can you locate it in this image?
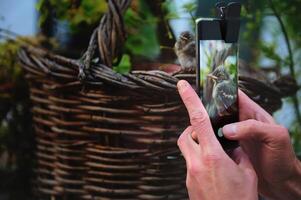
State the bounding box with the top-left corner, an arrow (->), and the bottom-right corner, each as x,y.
268,0 -> 295,77
0,28 -> 20,38
268,0 -> 301,125
0,28 -> 20,42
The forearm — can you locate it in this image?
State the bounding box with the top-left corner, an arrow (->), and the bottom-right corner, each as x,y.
267,159 -> 301,200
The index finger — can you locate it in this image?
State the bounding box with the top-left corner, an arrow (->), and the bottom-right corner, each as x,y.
177,80 -> 222,151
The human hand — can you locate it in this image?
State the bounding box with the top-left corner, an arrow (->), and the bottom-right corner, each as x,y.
222,90 -> 301,200
177,80 -> 258,200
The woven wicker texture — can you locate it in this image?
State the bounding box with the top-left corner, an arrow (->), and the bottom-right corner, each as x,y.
18,0 -> 294,199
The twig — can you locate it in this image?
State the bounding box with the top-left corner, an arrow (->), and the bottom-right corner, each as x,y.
268,0 -> 301,125
0,27 -> 41,48
268,0 -> 295,77
188,11 -> 196,23
0,28 -> 20,38
159,45 -> 174,50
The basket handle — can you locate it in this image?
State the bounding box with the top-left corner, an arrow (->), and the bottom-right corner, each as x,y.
79,0 -> 131,80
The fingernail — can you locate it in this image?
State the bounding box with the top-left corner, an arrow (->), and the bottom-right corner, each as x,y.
217,128 -> 224,138
223,124 -> 237,136
191,131 -> 197,141
177,80 -> 189,92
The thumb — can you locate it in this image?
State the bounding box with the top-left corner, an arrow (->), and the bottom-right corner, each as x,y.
222,119 -> 289,145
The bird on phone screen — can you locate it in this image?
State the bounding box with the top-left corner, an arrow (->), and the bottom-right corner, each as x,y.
174,31 -> 196,72
212,44 -> 234,71
206,65 -> 237,119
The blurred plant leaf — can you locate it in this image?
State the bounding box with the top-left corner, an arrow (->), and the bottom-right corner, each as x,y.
242,0 -> 301,154
259,42 -> 283,66
290,121 -> 301,155
113,54 -> 131,74
182,1 -> 197,28
182,2 -> 197,14
0,36 -> 35,198
36,0 -> 107,32
164,12 -> 180,20
124,2 -> 160,60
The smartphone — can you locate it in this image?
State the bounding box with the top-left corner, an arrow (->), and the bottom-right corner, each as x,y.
196,18 -> 239,150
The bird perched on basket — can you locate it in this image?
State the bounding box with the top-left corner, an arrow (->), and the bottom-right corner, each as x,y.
173,31 -> 298,115
205,65 -> 237,120
174,31 -> 196,73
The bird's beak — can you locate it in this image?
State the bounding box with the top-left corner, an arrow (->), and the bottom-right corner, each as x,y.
207,74 -> 218,81
180,36 -> 188,41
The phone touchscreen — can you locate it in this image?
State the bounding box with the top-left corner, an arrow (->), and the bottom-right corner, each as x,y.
198,40 -> 239,149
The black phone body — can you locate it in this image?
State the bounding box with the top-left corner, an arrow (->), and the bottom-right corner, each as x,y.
196,18 -> 239,150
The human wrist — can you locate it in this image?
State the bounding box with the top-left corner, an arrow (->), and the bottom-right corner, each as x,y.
266,159 -> 301,200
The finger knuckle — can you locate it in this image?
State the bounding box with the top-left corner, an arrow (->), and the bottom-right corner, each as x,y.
190,110 -> 209,126
246,119 -> 257,128
182,93 -> 194,104
244,119 -> 258,133
245,168 -> 258,183
202,152 -> 222,166
187,162 -> 202,176
245,168 -> 257,179
275,125 -> 289,141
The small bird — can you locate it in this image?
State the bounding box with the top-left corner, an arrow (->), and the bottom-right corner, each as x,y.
205,65 -> 237,120
174,31 -> 196,72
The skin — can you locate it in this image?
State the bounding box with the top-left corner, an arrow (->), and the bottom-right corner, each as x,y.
177,80 -> 258,200
222,90 -> 301,200
184,78 -> 301,200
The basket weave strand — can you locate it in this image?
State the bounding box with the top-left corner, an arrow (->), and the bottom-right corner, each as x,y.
18,0 -> 291,199
20,43 -> 190,199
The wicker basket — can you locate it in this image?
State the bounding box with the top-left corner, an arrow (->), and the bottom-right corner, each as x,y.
18,0 -> 291,199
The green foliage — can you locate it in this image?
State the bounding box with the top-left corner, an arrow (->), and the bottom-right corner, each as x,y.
291,121 -> 301,155
163,0 -> 197,19
0,39 -> 24,159
259,42 -> 283,67
163,0 -> 197,30
271,0 -> 301,47
241,5 -> 264,60
0,121 -> 9,154
182,1 -> 197,29
36,0 -> 107,32
0,38 -> 34,198
123,2 -> 160,60
182,2 -> 197,13
182,1 -> 197,20
113,54 -> 131,74
242,0 -> 301,61
0,40 -> 22,85
0,39 -> 22,161
242,0 -> 301,154
161,0 -> 178,20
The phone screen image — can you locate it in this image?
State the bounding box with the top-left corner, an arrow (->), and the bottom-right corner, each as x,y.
198,40 -> 239,149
